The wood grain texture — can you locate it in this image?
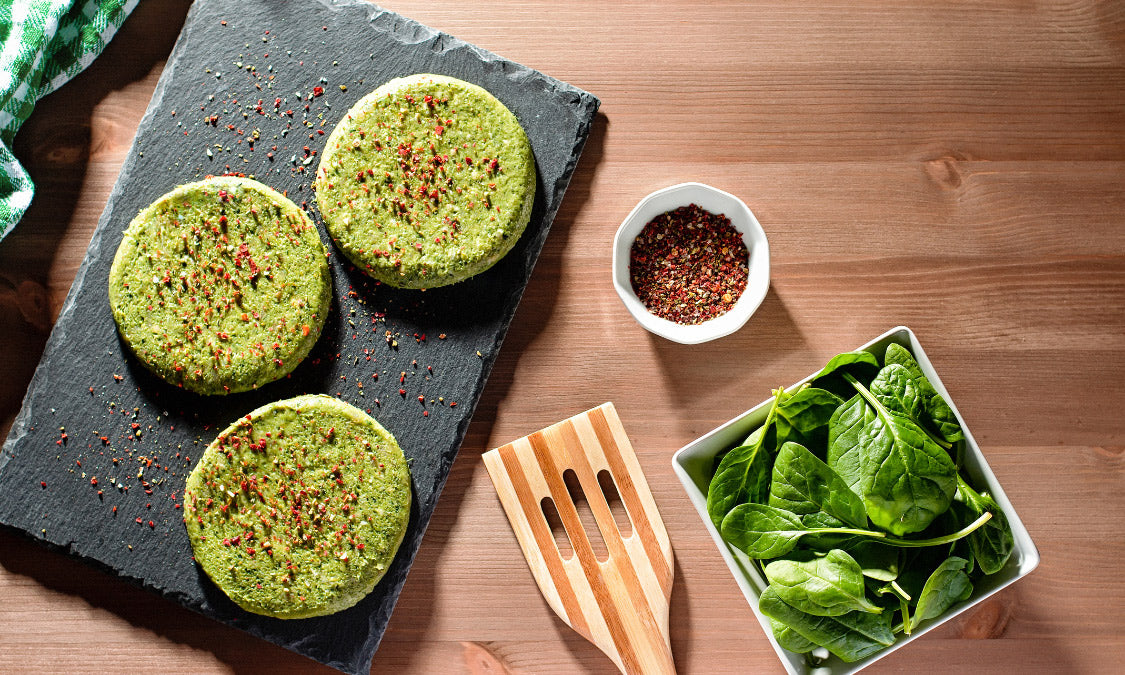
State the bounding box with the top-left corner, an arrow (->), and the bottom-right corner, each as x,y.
0,0 -> 1123,673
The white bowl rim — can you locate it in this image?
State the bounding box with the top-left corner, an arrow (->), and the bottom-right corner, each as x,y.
611,182 -> 770,344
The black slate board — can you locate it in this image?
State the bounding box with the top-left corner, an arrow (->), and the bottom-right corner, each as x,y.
0,1 -> 598,672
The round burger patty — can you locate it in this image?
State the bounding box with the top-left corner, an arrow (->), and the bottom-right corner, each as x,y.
315,74 -> 536,288
184,395 -> 412,619
108,176 -> 331,395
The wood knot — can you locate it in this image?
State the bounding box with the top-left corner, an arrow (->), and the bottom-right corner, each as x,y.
959,595 -> 1014,639
461,641 -> 513,675
17,280 -> 51,333
924,156 -> 963,190
0,275 -> 51,333
28,123 -> 90,170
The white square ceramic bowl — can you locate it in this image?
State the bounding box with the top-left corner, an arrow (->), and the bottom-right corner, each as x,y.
671,326 -> 1040,674
611,182 -> 770,344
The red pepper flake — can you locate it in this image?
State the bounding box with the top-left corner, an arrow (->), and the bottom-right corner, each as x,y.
312,86 -> 324,97
40,481 -> 46,489
90,477 -> 98,486
628,204 -> 749,325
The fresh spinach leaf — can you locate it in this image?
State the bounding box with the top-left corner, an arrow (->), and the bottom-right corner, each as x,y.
721,503 -> 991,559
845,540 -> 899,582
884,343 -> 964,444
770,442 -> 867,528
770,619 -> 817,654
845,374 -> 958,535
706,433 -> 772,528
759,587 -> 895,663
721,504 -> 810,558
827,394 -> 875,494
706,392 -> 783,527
721,504 -> 871,559
911,556 -> 974,631
812,351 -> 881,382
764,549 -> 882,616
870,363 -> 924,424
955,475 -> 1014,575
774,387 -> 844,451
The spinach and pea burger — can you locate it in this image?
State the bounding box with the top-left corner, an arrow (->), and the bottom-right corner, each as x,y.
315,74 -> 535,288
108,176 -> 330,395
184,395 -> 411,619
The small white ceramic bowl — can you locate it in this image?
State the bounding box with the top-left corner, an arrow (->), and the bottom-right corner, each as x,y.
612,183 -> 769,344
671,327 -> 1040,675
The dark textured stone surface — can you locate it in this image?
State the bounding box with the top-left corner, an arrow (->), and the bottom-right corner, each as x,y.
0,1 -> 598,672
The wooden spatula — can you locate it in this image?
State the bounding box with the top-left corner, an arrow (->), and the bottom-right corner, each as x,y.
483,403 -> 675,675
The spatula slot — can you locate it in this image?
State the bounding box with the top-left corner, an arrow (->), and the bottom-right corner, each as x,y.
563,469 -> 610,562
597,469 -> 634,539
540,496 -> 574,560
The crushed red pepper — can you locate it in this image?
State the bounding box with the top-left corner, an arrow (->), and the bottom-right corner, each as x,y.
629,204 -> 749,325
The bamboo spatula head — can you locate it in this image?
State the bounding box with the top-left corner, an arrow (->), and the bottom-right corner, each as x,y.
482,403 -> 675,675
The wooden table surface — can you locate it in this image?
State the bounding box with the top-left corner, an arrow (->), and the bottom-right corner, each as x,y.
2,1 -> 1123,673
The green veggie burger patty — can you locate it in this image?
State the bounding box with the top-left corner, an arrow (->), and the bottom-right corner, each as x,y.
108,176 -> 331,395
184,395 -> 412,619
315,73 -> 536,288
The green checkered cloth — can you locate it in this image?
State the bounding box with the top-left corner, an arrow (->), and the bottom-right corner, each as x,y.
0,0 -> 136,240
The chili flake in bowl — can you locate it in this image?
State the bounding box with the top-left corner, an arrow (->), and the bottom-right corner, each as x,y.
612,183 -> 769,344
629,204 -> 749,325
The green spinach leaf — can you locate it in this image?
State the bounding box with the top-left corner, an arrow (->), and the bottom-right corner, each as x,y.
845,540 -> 899,582
812,351 -> 881,382
770,442 -> 867,529
827,394 -> 875,494
764,549 -> 882,616
759,587 -> 895,663
774,387 -> 844,451
721,504 -> 872,559
870,363 -> 924,423
706,392 -> 783,527
720,504 -> 811,558
911,556 -> 974,630
769,619 -> 817,653
845,374 -> 958,535
955,475 -> 1014,575
720,503 -> 991,559
884,343 -> 964,444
